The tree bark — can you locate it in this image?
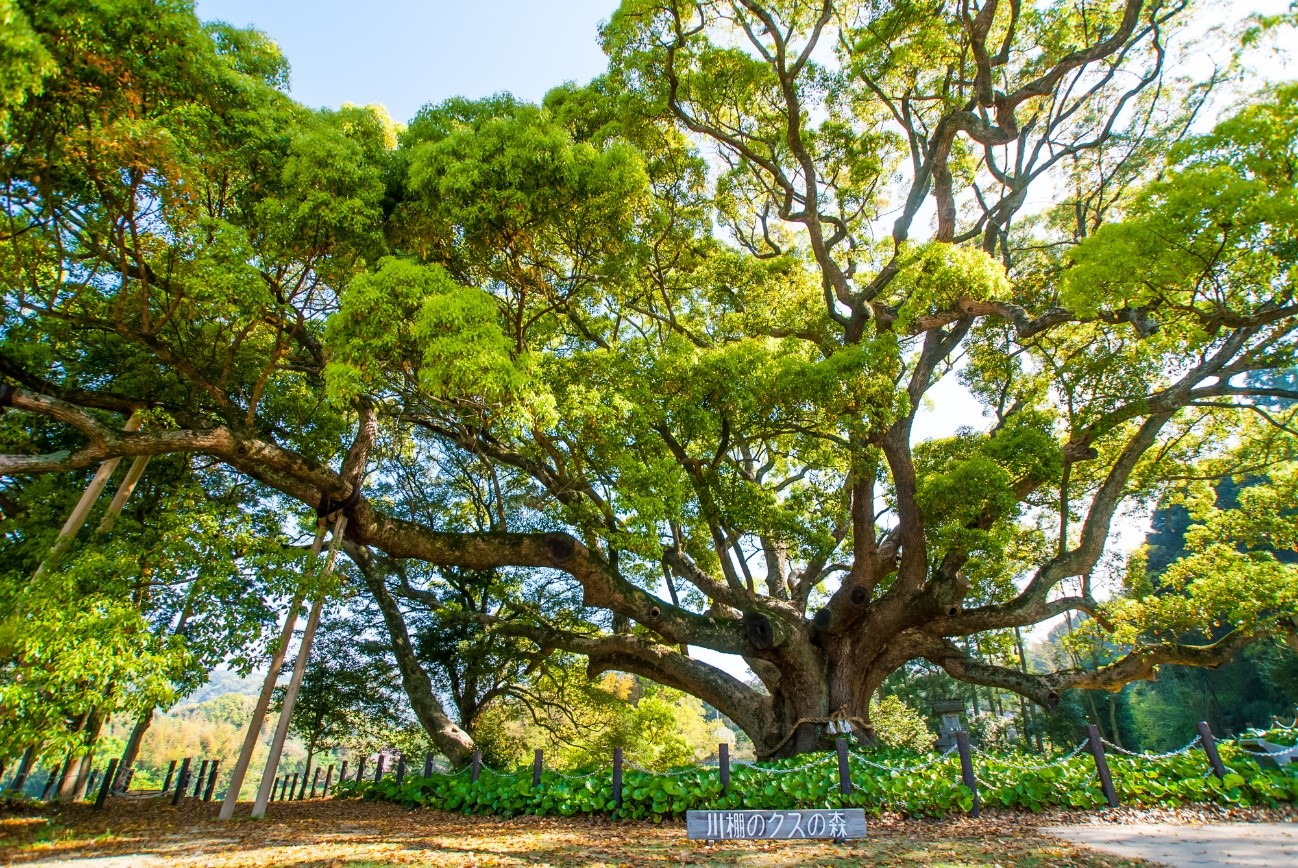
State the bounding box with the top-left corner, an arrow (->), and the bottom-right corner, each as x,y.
349,545 -> 475,766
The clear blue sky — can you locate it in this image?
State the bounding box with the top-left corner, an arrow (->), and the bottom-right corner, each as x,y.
195,1 -> 621,123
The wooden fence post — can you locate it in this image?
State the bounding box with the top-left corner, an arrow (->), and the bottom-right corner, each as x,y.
85,769 -> 99,798
123,768 -> 134,790
310,767 -> 321,798
1085,724 -> 1119,807
172,758 -> 191,806
955,731 -> 980,818
374,756 -> 385,783
335,761 -> 346,790
471,751 -> 482,783
193,760 -> 209,798
835,737 -> 853,795
612,747 -> 623,809
324,765 -> 335,795
162,760 -> 177,793
532,749 -> 543,787
718,743 -> 730,795
423,753 -> 434,778
395,755 -> 406,786
203,761 -> 219,801
94,759 -> 117,809
1198,721 -> 1226,780
356,757 -> 366,783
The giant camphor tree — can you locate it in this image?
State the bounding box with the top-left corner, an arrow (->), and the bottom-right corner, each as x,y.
2,0 -> 1296,761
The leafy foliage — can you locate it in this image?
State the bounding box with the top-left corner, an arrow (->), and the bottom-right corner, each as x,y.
342,729 -> 1298,820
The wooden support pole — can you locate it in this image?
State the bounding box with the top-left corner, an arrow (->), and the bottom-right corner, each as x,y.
532,749 -> 543,788
718,742 -> 729,795
172,758 -> 191,806
94,455 -> 151,534
203,761 -> 219,801
1086,724 -> 1120,807
612,747 -> 623,809
249,515 -> 345,820
423,753 -> 434,778
35,413 -> 143,576
395,755 -> 406,786
955,731 -> 980,818
1198,721 -> 1227,780
220,588 -> 306,819
94,759 -> 117,809
162,760 -> 177,793
193,760 -> 209,798
471,751 -> 481,783
374,755 -> 385,783
835,737 -> 853,795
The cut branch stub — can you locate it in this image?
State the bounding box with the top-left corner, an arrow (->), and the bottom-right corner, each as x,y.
744,612 -> 776,650
812,608 -> 831,630
849,586 -> 867,606
544,533 -> 575,563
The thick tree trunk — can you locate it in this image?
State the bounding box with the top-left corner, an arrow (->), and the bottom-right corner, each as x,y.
355,551 -> 475,766
114,706 -> 154,790
6,746 -> 37,794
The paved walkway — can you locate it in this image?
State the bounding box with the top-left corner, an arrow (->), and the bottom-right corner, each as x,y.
1045,823 -> 1298,867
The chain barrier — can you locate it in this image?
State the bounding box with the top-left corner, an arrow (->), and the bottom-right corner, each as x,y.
847,745 -> 958,773
550,768 -> 604,781
731,752 -> 840,775
1099,736 -> 1201,761
1236,742 -> 1298,759
624,760 -> 702,777
970,741 -> 1088,769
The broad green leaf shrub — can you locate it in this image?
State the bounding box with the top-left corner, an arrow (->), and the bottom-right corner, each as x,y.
336,730 -> 1298,819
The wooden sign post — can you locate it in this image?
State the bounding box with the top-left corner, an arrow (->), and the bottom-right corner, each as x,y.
687,809 -> 866,841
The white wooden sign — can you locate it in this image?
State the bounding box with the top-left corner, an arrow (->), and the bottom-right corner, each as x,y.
686,808 -> 867,840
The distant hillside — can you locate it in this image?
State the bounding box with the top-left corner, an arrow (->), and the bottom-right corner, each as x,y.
182,668 -> 265,706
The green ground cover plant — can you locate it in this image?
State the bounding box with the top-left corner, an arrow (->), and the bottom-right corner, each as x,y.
339,730 -> 1298,820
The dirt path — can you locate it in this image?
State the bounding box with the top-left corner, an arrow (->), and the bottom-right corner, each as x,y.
1043,822 -> 1298,868
0,799 -> 1162,867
